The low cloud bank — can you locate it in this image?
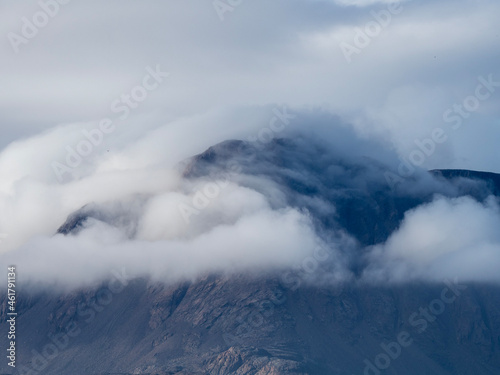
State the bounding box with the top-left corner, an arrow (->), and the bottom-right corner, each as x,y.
0,108 -> 498,288
363,195 -> 500,283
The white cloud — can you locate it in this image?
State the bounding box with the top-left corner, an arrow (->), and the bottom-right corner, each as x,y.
0,205 -> 326,290
364,195 -> 500,283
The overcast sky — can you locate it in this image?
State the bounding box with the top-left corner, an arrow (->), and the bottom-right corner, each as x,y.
1,0 -> 499,172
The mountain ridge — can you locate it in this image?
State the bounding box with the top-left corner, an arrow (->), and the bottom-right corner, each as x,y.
2,139 -> 500,374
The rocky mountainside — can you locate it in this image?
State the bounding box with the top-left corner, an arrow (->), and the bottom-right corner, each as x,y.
2,139 -> 500,375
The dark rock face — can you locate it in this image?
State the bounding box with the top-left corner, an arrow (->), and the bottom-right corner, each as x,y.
2,278 -> 500,374
182,139 -> 497,248
56,200 -> 145,238
431,169 -> 500,197
3,139 -> 500,374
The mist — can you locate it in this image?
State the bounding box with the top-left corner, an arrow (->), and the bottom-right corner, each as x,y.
0,107 -> 498,289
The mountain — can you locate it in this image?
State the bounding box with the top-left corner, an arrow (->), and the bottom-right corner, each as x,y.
1,138 -> 500,375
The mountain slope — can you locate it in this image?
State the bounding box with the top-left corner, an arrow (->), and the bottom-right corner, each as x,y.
2,138 -> 500,375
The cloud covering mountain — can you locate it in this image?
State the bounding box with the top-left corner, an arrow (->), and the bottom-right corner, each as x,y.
1,108 -> 499,289
1,0 -> 499,289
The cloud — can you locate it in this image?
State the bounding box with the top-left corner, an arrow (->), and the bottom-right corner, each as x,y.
364,195 -> 500,283
1,201 -> 327,291
0,102 -> 499,290
1,0 -> 499,289
0,108 -> 362,289
3,103 -> 499,288
1,0 -> 499,173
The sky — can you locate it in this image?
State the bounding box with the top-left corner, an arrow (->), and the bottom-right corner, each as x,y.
0,0 -> 499,288
1,0 -> 499,171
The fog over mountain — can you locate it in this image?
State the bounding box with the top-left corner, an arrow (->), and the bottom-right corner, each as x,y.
1,110 -> 499,289
2,126 -> 500,374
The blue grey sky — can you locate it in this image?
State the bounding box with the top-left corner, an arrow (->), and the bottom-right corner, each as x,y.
1,0 -> 499,171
